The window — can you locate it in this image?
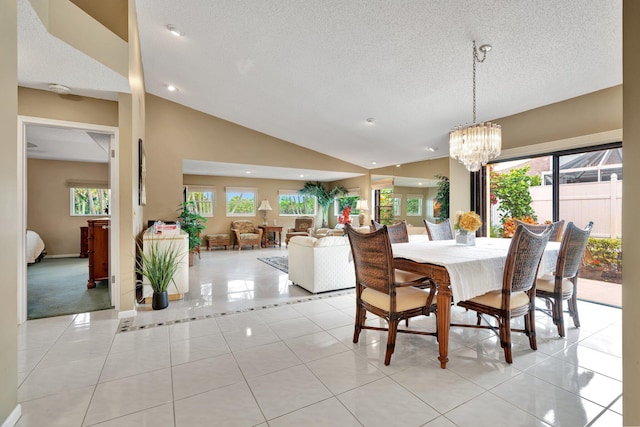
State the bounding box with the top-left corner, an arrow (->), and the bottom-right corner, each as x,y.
185,186 -> 215,217
226,187 -> 256,217
278,190 -> 316,216
393,195 -> 402,216
334,189 -> 360,216
406,194 -> 423,216
71,188 -> 110,216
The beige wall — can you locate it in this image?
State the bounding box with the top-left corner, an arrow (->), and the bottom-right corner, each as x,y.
327,175 -> 370,228
392,185 -> 432,227
183,175 -> 321,236
623,1 -> 640,424
372,157 -> 449,179
144,94 -> 367,226
0,0 -> 18,422
27,159 -> 109,255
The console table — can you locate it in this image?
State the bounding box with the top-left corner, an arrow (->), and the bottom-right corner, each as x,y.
258,225 -> 283,247
86,218 -> 109,289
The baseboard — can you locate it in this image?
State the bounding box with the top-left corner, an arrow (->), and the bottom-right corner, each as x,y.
2,404 -> 21,427
118,309 -> 136,319
46,254 -> 80,259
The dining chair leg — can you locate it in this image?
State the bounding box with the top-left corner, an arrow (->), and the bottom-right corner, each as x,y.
525,307 -> 537,350
501,318 -> 513,364
553,298 -> 566,337
568,281 -> 581,328
384,319 -> 399,366
353,306 -> 365,343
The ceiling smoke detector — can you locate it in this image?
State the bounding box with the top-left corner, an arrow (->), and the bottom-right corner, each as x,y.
48,84 -> 71,95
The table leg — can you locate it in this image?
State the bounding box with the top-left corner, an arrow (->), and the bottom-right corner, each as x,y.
277,231 -> 281,247
437,283 -> 452,369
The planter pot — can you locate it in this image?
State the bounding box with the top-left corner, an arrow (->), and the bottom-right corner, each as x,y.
188,251 -> 196,267
455,230 -> 476,246
152,291 -> 169,310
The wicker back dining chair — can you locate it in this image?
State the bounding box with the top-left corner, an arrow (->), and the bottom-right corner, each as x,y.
345,224 -> 437,365
423,219 -> 453,240
370,220 -> 409,243
516,219 -> 565,242
452,224 -> 552,363
536,221 -> 593,337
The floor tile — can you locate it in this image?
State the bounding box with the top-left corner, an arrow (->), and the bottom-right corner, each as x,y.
305,350 -> 385,394
174,381 -> 264,427
247,364 -> 332,420
84,368 -> 173,426
170,332 -> 230,365
233,341 -> 302,378
268,397 -> 360,426
268,316 -> 324,340
222,323 -> 281,351
15,386 -> 93,427
88,403 -> 175,427
284,331 -> 351,362
172,353 -> 244,400
337,377 -> 439,426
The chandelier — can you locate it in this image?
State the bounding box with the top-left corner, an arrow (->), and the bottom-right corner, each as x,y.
449,41 -> 501,172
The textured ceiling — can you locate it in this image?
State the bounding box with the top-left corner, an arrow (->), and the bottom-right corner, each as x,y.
17,0 -> 622,181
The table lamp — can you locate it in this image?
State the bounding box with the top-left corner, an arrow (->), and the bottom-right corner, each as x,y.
355,199 -> 369,226
258,199 -> 273,225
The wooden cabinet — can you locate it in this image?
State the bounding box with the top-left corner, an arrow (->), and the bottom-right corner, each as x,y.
87,218 -> 109,289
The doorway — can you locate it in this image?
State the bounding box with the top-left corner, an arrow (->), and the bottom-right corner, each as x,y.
18,116 -> 120,323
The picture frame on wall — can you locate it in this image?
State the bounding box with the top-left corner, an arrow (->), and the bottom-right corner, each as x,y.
138,138 -> 146,206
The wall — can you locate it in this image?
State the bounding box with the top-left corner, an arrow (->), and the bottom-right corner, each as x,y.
372,157 -> 449,179
144,94 -> 367,227
27,159 -> 109,255
183,174 -> 315,236
0,0 -> 18,423
327,175 -> 370,228
622,1 -> 640,424
391,185 -> 431,227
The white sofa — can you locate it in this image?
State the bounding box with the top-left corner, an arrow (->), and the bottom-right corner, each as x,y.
287,235 -> 355,293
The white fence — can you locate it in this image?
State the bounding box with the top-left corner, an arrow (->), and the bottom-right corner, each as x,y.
492,175 -> 621,238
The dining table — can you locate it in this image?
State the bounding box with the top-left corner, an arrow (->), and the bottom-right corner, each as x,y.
393,237 -> 561,369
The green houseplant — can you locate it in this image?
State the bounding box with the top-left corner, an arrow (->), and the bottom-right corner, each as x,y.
298,181 -> 348,227
136,239 -> 183,310
177,201 -> 207,264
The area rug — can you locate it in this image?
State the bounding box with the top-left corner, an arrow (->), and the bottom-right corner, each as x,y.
257,256 -> 288,273
27,257 -> 112,319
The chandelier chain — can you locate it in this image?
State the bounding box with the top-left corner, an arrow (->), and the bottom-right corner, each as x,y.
472,40 -> 488,124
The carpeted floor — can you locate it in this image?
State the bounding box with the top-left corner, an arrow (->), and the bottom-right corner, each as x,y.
27,257 -> 112,319
257,256 -> 288,273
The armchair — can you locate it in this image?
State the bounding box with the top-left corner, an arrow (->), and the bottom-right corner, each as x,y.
230,220 -> 263,251
285,217 -> 315,247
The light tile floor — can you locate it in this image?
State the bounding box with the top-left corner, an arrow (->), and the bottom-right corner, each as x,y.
16,247 -> 623,426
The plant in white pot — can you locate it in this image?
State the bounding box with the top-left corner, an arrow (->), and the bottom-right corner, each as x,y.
136,239 -> 183,310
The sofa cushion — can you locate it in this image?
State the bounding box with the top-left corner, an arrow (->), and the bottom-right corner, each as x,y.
289,236 -> 318,247
231,220 -> 257,234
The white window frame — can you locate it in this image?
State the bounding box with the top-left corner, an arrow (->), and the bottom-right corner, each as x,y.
334,188 -> 360,217
393,195 -> 402,216
226,186 -> 257,217
278,189 -> 317,216
185,185 -> 215,217
406,194 -> 423,216
70,187 -> 111,217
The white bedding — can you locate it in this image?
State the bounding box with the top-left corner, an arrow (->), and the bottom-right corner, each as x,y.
26,230 -> 46,264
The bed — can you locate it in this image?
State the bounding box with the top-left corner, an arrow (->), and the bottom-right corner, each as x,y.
26,230 -> 46,264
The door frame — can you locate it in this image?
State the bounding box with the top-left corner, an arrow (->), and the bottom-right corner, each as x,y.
17,116 -> 120,324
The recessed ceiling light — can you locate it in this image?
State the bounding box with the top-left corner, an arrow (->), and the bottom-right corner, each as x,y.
371,161 -> 377,165
48,83 -> 71,95
167,24 -> 182,37
396,164 -> 401,168
245,170 -> 252,174
167,85 -> 178,92
426,146 -> 437,152
366,118 -> 375,124
418,182 -> 423,185
299,174 -> 304,178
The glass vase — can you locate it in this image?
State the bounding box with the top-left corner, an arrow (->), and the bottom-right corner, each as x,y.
455,229 -> 476,246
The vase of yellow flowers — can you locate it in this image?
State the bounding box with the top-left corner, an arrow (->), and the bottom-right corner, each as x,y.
453,211 -> 482,246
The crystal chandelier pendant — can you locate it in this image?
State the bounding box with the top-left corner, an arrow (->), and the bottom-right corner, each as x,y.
449,41 -> 502,172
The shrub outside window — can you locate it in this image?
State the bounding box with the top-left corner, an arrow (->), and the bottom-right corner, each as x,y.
226,187 -> 256,217
334,190 -> 360,217
279,190 -> 316,216
71,188 -> 110,216
406,194 -> 423,216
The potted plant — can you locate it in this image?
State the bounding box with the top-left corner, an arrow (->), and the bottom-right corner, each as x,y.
136,239 -> 183,310
298,181 -> 348,227
177,201 -> 207,265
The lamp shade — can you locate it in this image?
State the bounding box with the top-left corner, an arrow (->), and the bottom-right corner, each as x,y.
258,199 -> 272,211
355,200 -> 369,211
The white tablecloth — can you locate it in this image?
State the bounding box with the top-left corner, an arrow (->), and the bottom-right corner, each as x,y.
392,237 -> 560,303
